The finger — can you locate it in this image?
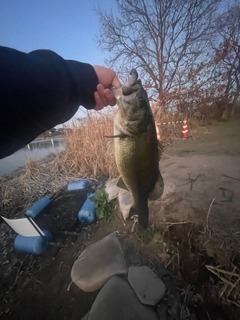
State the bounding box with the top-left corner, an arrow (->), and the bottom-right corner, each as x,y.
112,75 -> 121,87
104,88 -> 116,106
96,84 -> 107,106
94,92 -> 104,110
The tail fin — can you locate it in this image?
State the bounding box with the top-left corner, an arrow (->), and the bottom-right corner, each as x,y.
129,205 -> 148,229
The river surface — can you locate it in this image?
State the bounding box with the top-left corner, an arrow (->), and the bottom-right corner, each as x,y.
0,138 -> 65,176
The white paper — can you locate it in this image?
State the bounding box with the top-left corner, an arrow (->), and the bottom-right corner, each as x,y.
1,216 -> 44,237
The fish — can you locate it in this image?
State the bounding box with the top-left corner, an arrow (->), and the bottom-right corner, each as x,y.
108,69 -> 164,229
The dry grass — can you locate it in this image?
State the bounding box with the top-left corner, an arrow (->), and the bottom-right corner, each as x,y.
0,110 -> 118,216
61,111 -> 118,178
154,109 -> 206,142
0,158 -> 70,215
154,110 -> 184,141
206,265 -> 240,307
150,223 -> 240,308
151,198 -> 240,307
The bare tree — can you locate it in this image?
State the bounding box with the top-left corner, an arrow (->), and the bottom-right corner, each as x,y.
96,0 -> 220,111
213,3 -> 240,117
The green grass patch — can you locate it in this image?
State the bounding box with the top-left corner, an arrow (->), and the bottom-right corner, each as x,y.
91,189 -> 117,223
137,226 -> 156,245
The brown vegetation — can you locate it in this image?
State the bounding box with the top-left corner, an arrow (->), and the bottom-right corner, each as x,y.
62,112 -> 117,178
97,0 -> 240,120
0,112 -> 116,216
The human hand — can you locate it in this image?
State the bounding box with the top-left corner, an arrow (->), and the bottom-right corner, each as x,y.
93,65 -> 121,110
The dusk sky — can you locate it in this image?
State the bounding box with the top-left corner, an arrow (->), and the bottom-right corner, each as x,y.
0,0 -> 117,121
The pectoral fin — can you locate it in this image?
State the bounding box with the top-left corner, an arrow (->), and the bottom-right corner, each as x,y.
117,177 -> 129,191
105,134 -> 126,138
107,140 -> 115,155
149,173 -> 164,201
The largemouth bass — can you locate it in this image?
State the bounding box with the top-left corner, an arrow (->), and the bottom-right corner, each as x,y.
109,69 -> 164,228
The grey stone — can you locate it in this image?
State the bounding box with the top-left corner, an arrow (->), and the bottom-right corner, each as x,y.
105,178 -> 120,201
118,189 -> 132,220
128,266 -> 166,306
71,232 -> 127,292
105,179 -> 132,220
87,276 -> 159,320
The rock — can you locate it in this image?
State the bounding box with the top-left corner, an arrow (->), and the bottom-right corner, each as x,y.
105,178 -> 120,201
86,276 -> 159,320
118,189 -> 132,220
128,266 -> 166,306
105,179 -> 132,220
71,232 -> 127,292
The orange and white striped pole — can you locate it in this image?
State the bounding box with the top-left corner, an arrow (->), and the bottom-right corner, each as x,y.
155,122 -> 161,141
181,118 -> 189,138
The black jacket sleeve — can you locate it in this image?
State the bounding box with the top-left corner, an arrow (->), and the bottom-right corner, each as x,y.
0,46 -> 99,159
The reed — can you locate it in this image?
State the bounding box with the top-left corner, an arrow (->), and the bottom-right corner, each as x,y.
61,111 -> 118,178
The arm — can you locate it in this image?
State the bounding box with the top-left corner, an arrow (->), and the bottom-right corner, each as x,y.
0,46 -> 103,158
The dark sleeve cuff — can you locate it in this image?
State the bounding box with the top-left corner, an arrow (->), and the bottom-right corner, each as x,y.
65,60 -> 99,110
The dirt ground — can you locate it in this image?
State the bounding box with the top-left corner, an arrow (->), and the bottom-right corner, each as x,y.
0,119 -> 240,319
154,119 -> 240,249
150,119 -> 240,317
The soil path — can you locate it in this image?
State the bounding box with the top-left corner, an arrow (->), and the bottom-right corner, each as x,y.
154,120 -> 240,241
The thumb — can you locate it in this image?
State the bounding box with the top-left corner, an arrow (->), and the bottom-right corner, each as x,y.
112,75 -> 121,87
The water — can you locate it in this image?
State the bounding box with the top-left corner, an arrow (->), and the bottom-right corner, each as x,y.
0,138 -> 65,176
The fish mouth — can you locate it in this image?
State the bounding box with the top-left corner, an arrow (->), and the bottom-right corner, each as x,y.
122,81 -> 141,96
110,68 -> 141,99
122,69 -> 141,96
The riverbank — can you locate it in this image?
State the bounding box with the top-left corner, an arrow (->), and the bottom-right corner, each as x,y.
0,137 -> 65,176
34,133 -> 65,141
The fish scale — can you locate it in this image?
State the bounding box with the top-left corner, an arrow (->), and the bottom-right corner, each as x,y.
110,69 -> 164,228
